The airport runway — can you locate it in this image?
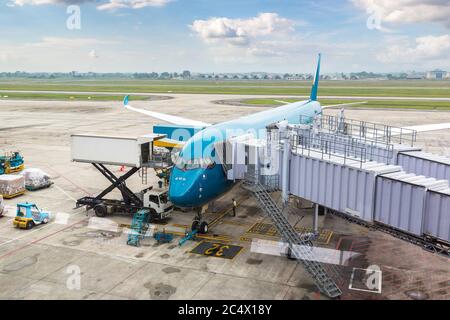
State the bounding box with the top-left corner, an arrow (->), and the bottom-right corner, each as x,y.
2,90 -> 450,101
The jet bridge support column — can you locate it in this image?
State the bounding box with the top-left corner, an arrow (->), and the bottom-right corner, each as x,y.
281,134 -> 291,206
313,204 -> 319,235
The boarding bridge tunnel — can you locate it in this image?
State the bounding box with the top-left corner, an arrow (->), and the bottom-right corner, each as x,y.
218,114 -> 450,254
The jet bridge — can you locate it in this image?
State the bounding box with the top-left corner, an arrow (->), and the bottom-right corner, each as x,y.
225,114 -> 450,261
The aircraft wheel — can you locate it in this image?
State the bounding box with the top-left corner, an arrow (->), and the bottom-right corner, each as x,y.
199,221 -> 208,234
191,220 -> 199,232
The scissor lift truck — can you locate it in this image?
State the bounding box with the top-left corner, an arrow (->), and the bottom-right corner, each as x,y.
71,134 -> 174,221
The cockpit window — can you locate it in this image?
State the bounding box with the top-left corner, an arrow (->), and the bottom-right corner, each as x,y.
174,157 -> 215,170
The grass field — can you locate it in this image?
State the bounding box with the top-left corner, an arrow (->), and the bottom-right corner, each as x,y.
0,79 -> 450,97
243,98 -> 450,110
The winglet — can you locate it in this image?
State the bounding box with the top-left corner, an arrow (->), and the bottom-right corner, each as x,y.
310,53 -> 321,101
123,95 -> 129,106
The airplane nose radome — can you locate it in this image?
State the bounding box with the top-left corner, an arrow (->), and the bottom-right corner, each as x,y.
168,186 -> 190,207
168,168 -> 203,207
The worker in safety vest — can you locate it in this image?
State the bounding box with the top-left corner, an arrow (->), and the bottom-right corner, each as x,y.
232,198 -> 237,217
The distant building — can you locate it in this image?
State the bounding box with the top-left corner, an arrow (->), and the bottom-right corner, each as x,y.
426,69 -> 446,80
406,72 -> 425,80
286,75 -> 304,81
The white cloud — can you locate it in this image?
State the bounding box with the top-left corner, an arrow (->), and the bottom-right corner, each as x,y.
89,49 -> 99,58
27,37 -> 118,48
97,0 -> 171,11
189,12 -> 300,61
190,13 -> 296,47
377,34 -> 450,64
12,0 -> 85,5
351,0 -> 450,28
10,0 -> 172,10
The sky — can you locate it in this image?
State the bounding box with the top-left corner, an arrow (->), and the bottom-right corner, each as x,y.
0,0 -> 449,73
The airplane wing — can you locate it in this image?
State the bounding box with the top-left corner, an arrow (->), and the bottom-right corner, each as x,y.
274,100 -> 368,109
322,101 -> 368,109
123,96 -> 211,127
396,123 -> 450,134
274,100 -> 291,105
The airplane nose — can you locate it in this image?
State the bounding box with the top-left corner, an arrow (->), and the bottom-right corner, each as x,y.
169,168 -> 203,207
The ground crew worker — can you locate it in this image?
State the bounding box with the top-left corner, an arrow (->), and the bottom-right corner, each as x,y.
232,198 -> 237,217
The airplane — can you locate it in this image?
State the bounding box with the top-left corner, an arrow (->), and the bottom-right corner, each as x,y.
122,54 -> 450,234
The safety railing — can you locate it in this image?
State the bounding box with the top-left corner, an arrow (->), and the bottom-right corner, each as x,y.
300,114 -> 417,147
142,150 -> 173,168
289,129 -> 370,168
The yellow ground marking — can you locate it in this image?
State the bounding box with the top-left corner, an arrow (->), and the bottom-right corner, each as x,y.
243,222 -> 334,245
208,195 -> 249,229
171,223 -> 189,228
190,240 -> 244,260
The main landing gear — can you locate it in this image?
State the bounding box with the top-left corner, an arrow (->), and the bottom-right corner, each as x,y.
191,207 -> 209,234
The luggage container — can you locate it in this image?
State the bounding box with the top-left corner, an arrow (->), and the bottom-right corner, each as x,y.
0,174 -> 25,199
21,168 -> 53,191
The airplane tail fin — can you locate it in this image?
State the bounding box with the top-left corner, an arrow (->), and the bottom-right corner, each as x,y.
310,53 -> 321,101
123,95 -> 129,106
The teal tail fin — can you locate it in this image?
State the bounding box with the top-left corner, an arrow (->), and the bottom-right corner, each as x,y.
310,53 -> 321,101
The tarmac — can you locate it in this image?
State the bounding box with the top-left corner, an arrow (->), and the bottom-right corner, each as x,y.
0,94 -> 449,300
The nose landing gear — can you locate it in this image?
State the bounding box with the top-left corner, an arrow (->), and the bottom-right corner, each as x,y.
191,218 -> 209,234
191,207 -> 209,234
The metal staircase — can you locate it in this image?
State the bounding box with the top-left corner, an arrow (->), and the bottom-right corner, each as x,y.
127,209 -> 150,247
244,174 -> 342,298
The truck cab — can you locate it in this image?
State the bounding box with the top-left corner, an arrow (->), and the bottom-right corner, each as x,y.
141,187 -> 173,220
